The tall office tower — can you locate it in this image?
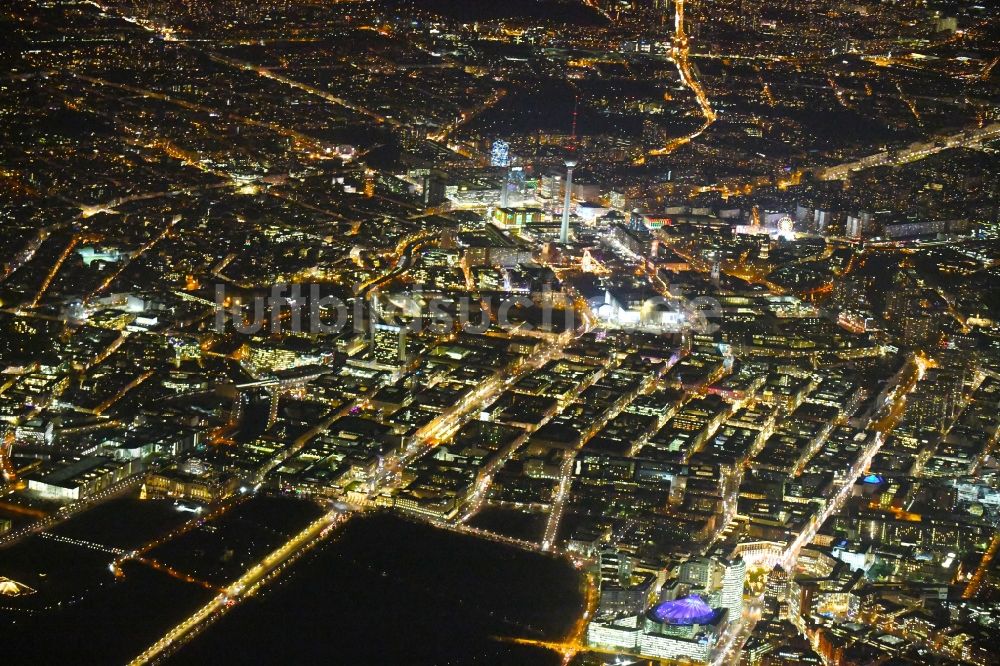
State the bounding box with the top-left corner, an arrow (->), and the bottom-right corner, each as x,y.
883,271 -> 913,321
422,173 -> 446,206
721,557 -> 747,619
492,139 -> 512,208
371,323 -> 410,368
679,557 -> 716,589
906,368 -> 965,433
599,545 -> 635,586
764,565 -> 789,607
678,556 -> 745,620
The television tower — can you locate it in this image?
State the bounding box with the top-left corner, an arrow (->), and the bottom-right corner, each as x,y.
560,98 -> 579,245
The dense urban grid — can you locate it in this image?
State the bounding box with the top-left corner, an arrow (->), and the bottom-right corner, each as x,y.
1,0 -> 999,664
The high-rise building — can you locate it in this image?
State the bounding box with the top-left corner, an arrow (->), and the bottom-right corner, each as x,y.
596,545 -> 656,619
764,565 -> 789,603
679,557 -> 716,589
371,323 -> 412,369
722,557 -> 747,619
421,174 -> 447,206
904,368 -> 965,433
678,555 -> 745,619
600,545 -> 635,586
764,565 -> 790,618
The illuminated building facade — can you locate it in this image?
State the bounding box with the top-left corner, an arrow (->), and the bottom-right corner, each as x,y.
587,595 -> 727,662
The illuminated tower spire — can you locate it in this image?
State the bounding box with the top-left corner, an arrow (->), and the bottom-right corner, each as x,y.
560,98 -> 579,245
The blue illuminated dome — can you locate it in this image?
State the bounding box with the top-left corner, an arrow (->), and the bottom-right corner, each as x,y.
646,595 -> 718,625
862,473 -> 885,485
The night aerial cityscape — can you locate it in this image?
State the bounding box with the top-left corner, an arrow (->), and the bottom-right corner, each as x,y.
1,1 -> 999,664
